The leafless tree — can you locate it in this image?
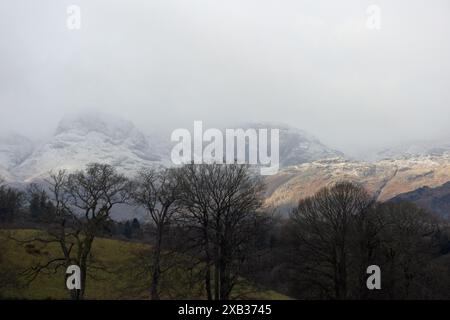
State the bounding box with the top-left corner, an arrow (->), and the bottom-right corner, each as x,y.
289,181 -> 372,299
175,163 -> 264,300
65,163 -> 132,298
12,170 -> 80,299
286,181 -> 448,300
132,168 -> 180,300
16,163 -> 133,299
375,202 -> 440,299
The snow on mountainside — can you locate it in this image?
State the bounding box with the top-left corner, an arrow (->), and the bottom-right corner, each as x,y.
263,153 -> 450,214
236,122 -> 345,166
0,165 -> 14,181
13,113 -> 164,181
2,113 -> 450,219
146,130 -> 173,165
377,140 -> 450,159
0,133 -> 34,170
0,118 -> 347,182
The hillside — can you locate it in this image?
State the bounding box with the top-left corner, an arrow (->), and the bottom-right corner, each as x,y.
390,182 -> 450,219
264,154 -> 450,214
0,229 -> 288,300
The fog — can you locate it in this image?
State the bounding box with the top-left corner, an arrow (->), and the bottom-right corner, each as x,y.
0,0 -> 449,156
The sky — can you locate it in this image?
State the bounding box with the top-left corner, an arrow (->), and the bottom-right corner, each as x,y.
0,0 -> 449,157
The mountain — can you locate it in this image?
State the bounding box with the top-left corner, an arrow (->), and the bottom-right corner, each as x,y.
0,164 -> 14,182
12,113 -> 164,181
2,113 -> 450,220
263,153 -> 450,213
0,133 -> 34,170
237,122 -> 344,166
0,117 -> 345,182
390,182 -> 450,218
0,133 -> 35,181
377,139 -> 450,159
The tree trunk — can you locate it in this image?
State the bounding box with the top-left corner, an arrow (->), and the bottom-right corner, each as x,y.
79,236 -> 94,300
203,221 -> 213,300
205,264 -> 212,300
150,226 -> 163,300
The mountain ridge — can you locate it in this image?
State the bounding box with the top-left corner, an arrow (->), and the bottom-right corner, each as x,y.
263,153 -> 450,214
1,113 -> 450,220
0,114 -> 346,182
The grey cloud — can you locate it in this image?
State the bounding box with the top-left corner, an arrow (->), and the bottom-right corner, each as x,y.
0,0 -> 449,157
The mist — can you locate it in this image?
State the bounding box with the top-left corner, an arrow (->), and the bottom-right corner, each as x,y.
1,0 -> 449,157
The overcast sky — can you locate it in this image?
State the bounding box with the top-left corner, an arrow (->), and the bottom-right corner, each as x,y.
0,0 -> 449,156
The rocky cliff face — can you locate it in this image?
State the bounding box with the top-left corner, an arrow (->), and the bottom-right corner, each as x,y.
263,154 -> 450,214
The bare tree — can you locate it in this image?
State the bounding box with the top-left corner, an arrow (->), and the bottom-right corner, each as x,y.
64,163 -> 132,298
375,202 -> 440,299
289,182 -> 372,299
286,181 -> 448,300
17,163 -> 132,299
133,168 -> 180,300
175,163 -> 264,300
13,170 -> 80,299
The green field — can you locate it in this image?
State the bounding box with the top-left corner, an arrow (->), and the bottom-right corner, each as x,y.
0,229 -> 289,300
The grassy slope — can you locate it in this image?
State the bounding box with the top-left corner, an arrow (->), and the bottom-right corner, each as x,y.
0,229 -> 289,300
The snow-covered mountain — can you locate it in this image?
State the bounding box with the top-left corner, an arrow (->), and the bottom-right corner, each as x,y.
10,113 -> 165,181
0,116 -> 346,182
2,113 -> 450,219
0,133 -> 34,170
0,133 -> 35,181
234,122 -> 345,166
263,154 -> 450,214
377,139 -> 450,159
